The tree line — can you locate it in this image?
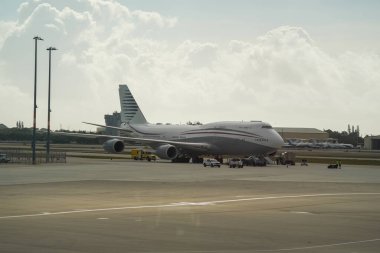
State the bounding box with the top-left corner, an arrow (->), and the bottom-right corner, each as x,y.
324,129 -> 363,146
0,128 -> 100,144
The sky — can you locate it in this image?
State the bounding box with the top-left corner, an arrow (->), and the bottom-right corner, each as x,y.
0,0 -> 379,136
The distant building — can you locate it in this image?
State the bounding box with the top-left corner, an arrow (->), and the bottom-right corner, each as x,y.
104,112 -> 121,136
364,136 -> 380,150
274,127 -> 329,140
0,123 -> 7,129
96,127 -> 106,134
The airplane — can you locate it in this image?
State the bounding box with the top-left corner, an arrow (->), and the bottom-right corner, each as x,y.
282,139 -> 316,149
58,84 -> 285,162
283,138 -> 354,149
321,141 -> 354,149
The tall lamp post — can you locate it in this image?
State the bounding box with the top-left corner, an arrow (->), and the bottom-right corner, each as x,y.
46,47 -> 57,162
32,36 -> 43,165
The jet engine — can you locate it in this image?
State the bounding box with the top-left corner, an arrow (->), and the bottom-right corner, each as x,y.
155,144 -> 178,160
103,139 -> 125,153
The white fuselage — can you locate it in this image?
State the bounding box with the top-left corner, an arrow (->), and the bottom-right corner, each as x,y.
124,121 -> 284,156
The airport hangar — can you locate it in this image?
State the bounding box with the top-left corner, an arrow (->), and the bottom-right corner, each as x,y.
364,135 -> 380,150
274,127 -> 328,140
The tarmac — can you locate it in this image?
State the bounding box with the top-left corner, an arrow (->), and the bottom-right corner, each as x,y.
1,158 -> 380,252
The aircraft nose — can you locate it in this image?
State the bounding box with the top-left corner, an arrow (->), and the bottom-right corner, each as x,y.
273,131 -> 285,148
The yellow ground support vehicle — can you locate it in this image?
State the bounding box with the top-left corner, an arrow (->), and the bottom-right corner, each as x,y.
130,149 -> 157,162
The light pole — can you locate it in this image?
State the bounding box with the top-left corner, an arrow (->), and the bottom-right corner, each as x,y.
32,36 -> 43,165
46,47 -> 57,162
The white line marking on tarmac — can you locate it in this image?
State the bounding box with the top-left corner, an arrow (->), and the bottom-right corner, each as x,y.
0,192 -> 379,220
289,211 -> 312,214
178,238 -> 380,252
171,202 -> 216,206
254,238 -> 380,251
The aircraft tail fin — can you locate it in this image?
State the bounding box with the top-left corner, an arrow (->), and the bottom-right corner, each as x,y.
119,84 -> 148,124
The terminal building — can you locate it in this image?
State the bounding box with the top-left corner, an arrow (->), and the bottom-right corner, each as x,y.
104,112 -> 121,136
364,136 -> 380,150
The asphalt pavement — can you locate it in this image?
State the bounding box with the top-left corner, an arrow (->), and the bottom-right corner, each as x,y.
1,158 -> 380,252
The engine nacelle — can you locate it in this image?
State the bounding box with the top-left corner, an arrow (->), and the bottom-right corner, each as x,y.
103,139 -> 125,153
155,144 -> 178,160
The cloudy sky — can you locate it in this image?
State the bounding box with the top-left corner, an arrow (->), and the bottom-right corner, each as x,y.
0,0 -> 379,135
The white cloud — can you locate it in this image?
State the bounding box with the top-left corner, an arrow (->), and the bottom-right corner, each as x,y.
132,10 -> 177,28
0,81 -> 31,128
0,1 -> 379,135
0,21 -> 16,49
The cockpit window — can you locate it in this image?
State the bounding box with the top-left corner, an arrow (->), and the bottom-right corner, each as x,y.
262,125 -> 272,129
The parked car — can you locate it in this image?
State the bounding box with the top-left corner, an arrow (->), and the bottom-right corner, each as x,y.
242,156 -> 266,166
0,154 -> 10,163
229,158 -> 244,168
203,158 -> 221,167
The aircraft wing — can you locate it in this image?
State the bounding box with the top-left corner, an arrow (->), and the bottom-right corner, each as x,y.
82,122 -> 133,133
54,131 -> 211,152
